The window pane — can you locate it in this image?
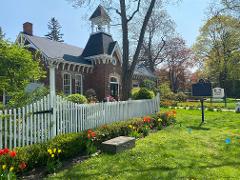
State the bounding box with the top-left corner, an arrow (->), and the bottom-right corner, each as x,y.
75,75 -> 82,94
63,74 -> 71,95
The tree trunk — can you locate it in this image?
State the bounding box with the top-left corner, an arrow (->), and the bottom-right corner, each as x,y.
120,0 -> 156,100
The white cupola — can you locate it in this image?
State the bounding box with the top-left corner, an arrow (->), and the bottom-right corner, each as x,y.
89,5 -> 111,34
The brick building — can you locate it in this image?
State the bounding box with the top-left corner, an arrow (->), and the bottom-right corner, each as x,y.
13,5 -> 156,101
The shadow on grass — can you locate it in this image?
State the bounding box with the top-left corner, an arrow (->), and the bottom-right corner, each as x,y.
186,126 -> 210,131
59,161 -> 240,179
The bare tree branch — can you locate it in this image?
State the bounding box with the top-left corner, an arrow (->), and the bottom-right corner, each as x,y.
127,0 -> 141,22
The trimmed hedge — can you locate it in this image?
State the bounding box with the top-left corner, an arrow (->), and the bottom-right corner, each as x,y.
12,110 -> 176,176
132,88 -> 155,100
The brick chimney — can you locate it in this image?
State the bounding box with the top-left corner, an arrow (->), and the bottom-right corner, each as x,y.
23,22 -> 33,36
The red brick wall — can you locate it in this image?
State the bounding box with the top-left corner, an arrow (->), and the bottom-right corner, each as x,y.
84,56 -> 122,100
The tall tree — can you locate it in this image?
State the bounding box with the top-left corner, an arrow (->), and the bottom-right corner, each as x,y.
163,37 -> 193,92
132,5 -> 176,72
68,0 -> 159,100
0,27 -> 5,40
0,40 -> 45,97
45,17 -> 64,42
193,15 -> 240,87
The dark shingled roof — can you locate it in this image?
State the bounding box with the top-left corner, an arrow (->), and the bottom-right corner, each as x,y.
89,5 -> 111,20
81,32 -> 115,57
23,34 -> 91,65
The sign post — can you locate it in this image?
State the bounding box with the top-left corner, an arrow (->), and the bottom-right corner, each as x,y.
192,79 -> 212,124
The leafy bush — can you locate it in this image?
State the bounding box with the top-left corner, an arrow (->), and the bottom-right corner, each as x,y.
140,80 -> 156,92
159,83 -> 173,100
7,87 -> 49,108
66,94 -> 88,104
132,88 -> 155,100
175,92 -> 188,102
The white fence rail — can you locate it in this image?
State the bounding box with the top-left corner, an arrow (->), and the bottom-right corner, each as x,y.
0,94 -> 160,149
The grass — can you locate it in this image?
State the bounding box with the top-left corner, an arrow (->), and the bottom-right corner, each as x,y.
48,109 -> 240,179
177,100 -> 236,109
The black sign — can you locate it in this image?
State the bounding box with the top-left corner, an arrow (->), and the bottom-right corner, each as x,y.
192,79 -> 212,97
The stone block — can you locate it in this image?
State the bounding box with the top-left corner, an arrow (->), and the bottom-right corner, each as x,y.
101,136 -> 135,154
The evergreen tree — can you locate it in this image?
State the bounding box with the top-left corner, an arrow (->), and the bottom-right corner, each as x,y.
0,27 -> 5,40
45,17 -> 64,42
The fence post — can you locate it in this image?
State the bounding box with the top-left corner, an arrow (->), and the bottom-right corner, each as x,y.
49,63 -> 56,137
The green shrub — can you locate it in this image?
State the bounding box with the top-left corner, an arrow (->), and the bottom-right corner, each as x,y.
66,94 -> 88,104
175,92 -> 188,102
132,88 -> 154,100
140,80 -> 156,92
7,87 -> 49,108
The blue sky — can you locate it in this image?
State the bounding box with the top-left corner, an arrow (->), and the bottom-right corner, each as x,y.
0,0 -> 211,48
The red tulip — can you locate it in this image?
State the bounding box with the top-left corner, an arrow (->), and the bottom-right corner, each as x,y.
3,148 -> 9,154
9,151 -> 17,157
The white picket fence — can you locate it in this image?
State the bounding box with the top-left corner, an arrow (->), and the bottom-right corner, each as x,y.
0,94 -> 160,149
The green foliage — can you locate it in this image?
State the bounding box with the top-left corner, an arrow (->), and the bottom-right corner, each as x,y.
193,15 -> 240,85
7,87 -> 49,108
66,94 -> 88,104
132,88 -> 154,100
45,17 -> 64,42
139,80 -> 156,92
159,83 -> 174,100
175,92 -> 188,102
0,40 -> 45,95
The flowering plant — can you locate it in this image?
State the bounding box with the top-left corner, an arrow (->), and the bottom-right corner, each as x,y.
84,129 -> 97,155
46,148 -> 62,173
0,148 -> 27,179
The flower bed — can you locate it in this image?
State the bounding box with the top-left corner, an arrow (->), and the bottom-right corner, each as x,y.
0,110 -> 176,178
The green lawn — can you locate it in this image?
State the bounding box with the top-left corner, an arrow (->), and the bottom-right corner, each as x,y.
177,100 -> 236,110
48,109 -> 240,179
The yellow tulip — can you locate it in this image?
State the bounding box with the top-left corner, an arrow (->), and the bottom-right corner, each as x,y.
48,149 -> 52,155
2,165 -> 6,170
51,154 -> 55,158
128,125 -> 133,129
53,148 -> 57,153
9,166 -> 14,172
58,149 -> 62,153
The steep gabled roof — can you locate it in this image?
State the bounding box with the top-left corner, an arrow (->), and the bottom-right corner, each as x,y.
89,5 -> 111,21
23,34 -> 91,65
81,32 -> 115,57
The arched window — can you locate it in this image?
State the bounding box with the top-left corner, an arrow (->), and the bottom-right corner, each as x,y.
63,73 -> 71,95
110,77 -> 118,83
110,76 -> 119,98
75,74 -> 83,94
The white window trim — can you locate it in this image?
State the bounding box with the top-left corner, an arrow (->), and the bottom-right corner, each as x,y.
75,74 -> 83,94
63,73 -> 72,95
110,76 -> 120,97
